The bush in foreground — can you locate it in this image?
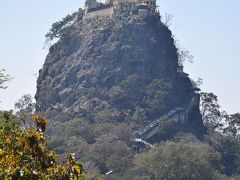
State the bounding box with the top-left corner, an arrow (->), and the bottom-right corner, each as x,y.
0,111 -> 86,179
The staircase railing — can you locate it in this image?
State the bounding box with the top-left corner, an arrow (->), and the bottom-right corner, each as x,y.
136,107 -> 185,136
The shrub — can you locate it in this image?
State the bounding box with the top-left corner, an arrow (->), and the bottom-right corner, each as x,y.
0,112 -> 86,179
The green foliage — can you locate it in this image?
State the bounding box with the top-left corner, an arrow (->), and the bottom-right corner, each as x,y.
143,79 -> 172,117
131,107 -> 147,124
199,92 -> 240,176
15,94 -> 35,113
82,153 -> 107,174
174,40 -> 194,66
110,76 -> 173,118
120,75 -> 139,91
48,117 -> 134,175
200,92 -> 240,138
0,69 -> 10,90
118,75 -> 143,107
224,113 -> 240,137
45,12 -> 78,41
92,136 -> 133,172
94,109 -> 113,123
110,123 -> 133,144
190,77 -> 203,88
0,112 -> 86,179
200,92 -> 225,131
124,142 -> 227,180
211,134 -> 240,176
14,94 -> 35,126
49,118 -> 94,149
173,132 -> 201,144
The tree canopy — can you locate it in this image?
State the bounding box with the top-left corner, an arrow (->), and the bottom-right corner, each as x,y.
200,92 -> 224,131
0,69 -> 10,90
0,111 -> 86,179
45,12 -> 78,42
106,141 -> 229,180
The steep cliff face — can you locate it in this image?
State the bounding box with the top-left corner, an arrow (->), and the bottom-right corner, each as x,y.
35,14 -> 203,132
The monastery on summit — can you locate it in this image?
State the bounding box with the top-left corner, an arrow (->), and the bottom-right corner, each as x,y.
83,0 -> 160,18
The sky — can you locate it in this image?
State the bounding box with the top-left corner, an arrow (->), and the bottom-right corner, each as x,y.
0,0 -> 239,113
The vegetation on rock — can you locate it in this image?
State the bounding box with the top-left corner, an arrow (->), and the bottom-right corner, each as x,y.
45,12 -> 79,42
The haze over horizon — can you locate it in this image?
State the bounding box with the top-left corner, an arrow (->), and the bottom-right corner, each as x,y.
0,0 -> 239,114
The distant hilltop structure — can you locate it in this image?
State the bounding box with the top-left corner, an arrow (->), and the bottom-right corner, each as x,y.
82,0 -> 160,18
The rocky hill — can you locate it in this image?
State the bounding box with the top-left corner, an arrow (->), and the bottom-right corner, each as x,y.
34,13 -> 209,177
36,14 -> 203,130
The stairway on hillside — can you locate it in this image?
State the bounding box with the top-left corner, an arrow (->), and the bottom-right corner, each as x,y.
132,107 -> 185,149
136,107 -> 185,137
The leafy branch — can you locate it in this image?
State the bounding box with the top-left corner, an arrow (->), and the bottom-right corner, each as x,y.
0,69 -> 11,89
45,12 -> 78,42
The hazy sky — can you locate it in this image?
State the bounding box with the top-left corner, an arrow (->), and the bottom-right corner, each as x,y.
0,0 -> 239,113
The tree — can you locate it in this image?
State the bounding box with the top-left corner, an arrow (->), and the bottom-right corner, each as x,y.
131,107 -> 147,124
191,77 -> 203,88
132,142 -> 227,180
174,39 -> 194,66
163,13 -> 173,28
200,92 -> 224,131
211,134 -> 240,176
0,69 -> 10,90
14,94 -> 35,126
91,134 -> 133,173
0,111 -> 86,179
224,113 -> 240,137
45,12 -> 78,42
143,79 -> 172,117
0,69 -> 11,105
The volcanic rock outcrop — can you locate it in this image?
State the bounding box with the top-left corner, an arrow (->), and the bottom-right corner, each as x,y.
35,14 -> 204,133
